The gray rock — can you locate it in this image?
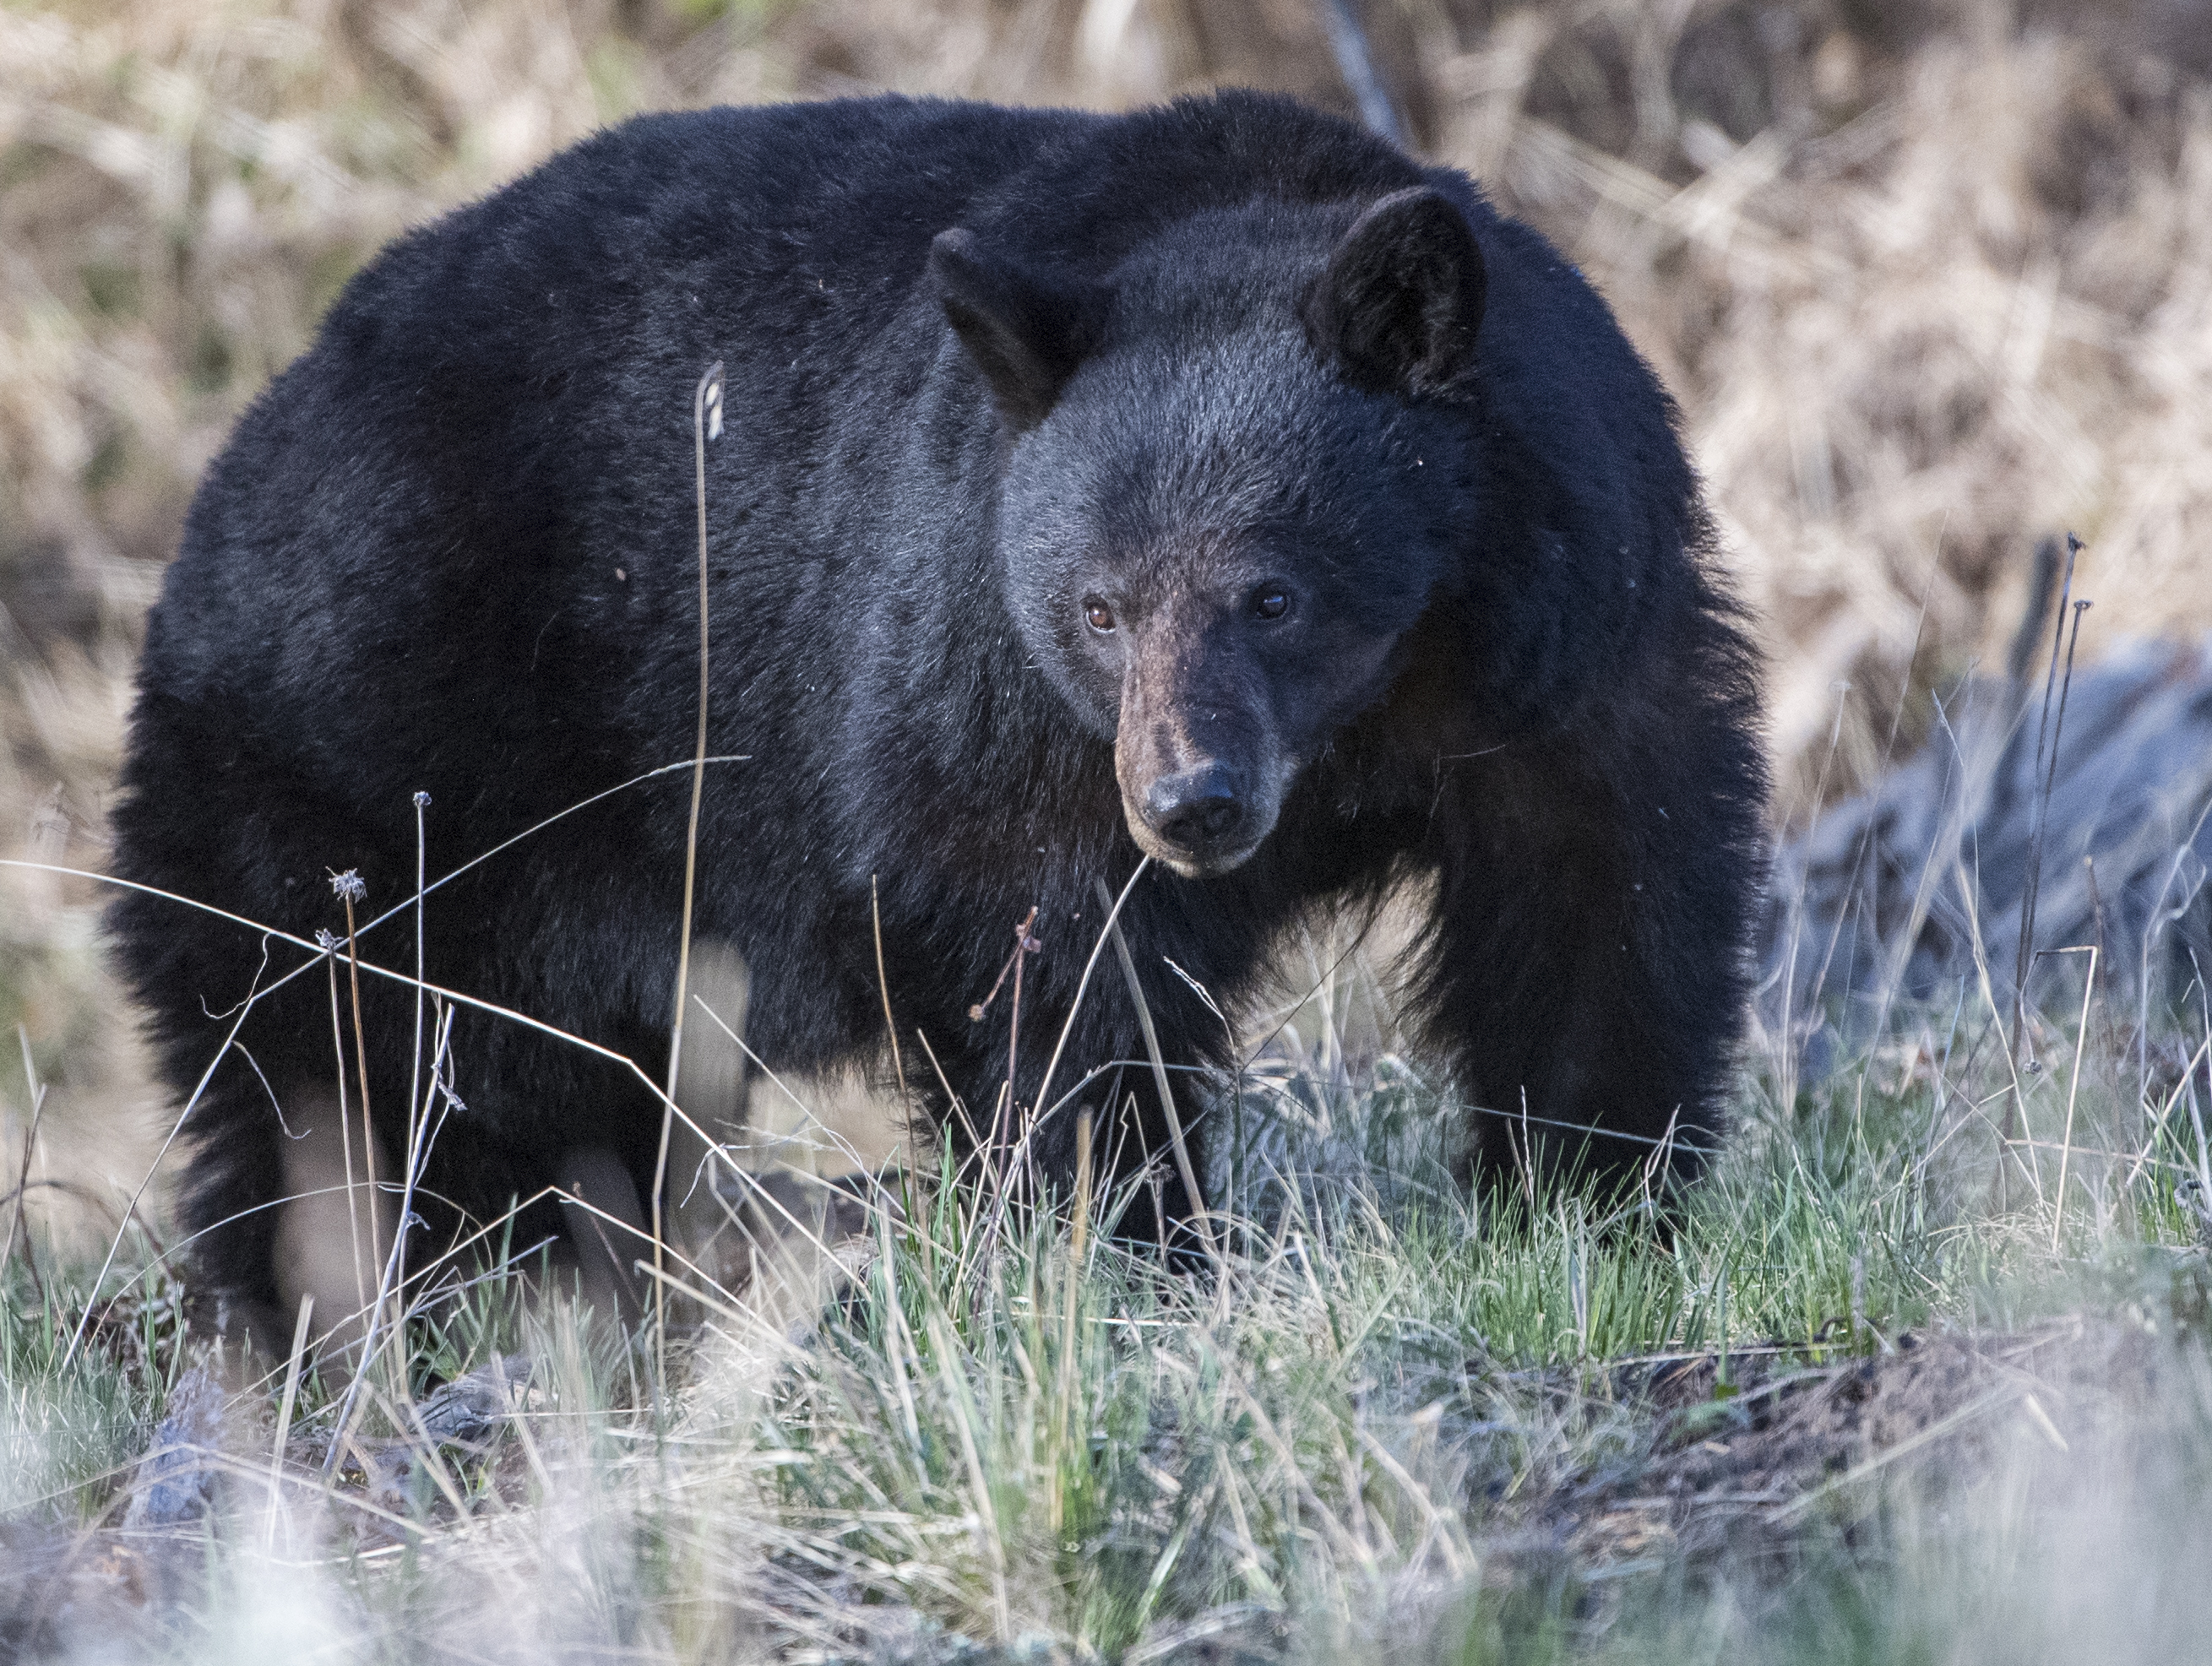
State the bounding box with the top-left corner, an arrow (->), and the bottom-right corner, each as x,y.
122,1367 -> 225,1528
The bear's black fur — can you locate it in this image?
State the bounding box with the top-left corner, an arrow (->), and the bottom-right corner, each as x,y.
110,91 -> 1765,1316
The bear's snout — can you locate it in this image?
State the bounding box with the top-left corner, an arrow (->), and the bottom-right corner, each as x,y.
1111,617 -> 1285,876
1142,761 -> 1247,860
1118,723 -> 1285,877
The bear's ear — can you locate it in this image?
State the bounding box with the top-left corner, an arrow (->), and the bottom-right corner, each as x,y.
1302,187 -> 1486,399
929,228 -> 1106,431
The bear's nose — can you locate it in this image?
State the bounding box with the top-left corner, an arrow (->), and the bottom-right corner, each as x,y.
1144,762 -> 1244,854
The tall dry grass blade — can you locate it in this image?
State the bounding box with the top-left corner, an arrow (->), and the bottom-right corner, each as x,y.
332,871 -> 401,1408
655,359 -> 724,1372
2187,965 -> 2212,1207
2052,944 -> 2098,1253
398,999 -> 455,1284
965,860 -> 1155,1261
265,1291 -> 313,1551
875,1180 -> 923,1457
994,906 -> 1041,1170
2025,599 -> 2095,1005
914,1024 -> 977,1152
2000,581 -> 2093,1209
333,998 -> 460,1456
405,790 -> 430,1265
4,1026 -> 49,1294
408,795 -> 427,1173
1050,1108 -> 1093,1533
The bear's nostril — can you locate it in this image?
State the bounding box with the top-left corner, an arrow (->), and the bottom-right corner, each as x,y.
1146,763 -> 1243,851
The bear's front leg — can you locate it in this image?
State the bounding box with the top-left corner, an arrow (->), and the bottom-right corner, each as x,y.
1418,736 -> 1758,1195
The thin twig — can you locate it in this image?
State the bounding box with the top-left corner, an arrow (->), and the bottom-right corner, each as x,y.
997,906 -> 1041,1167
393,795 -> 436,1330
1093,876 -> 1220,1270
2005,535 -> 2079,1124
326,938 -> 367,1324
872,876 -> 911,1115
336,872 -> 380,1245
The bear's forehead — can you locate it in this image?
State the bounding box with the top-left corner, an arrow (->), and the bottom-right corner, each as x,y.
1057,335 -> 1376,493
1032,421 -> 1329,565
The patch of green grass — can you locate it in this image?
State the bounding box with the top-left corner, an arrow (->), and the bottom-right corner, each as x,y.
1,1229 -> 185,1517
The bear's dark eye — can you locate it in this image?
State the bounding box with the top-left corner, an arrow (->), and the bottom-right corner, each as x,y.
1254,589 -> 1290,621
1084,597 -> 1117,633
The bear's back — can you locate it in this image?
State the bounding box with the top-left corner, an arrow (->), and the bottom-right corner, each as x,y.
133,94 -> 1442,722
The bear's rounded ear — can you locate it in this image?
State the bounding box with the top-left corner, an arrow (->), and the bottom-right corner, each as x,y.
929,228 -> 1108,431
1302,188 -> 1486,399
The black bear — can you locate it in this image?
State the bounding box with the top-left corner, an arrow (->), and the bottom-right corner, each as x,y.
110,91 -> 1764,1342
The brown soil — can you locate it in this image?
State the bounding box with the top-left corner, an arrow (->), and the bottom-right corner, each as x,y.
1540,1316 -> 2168,1567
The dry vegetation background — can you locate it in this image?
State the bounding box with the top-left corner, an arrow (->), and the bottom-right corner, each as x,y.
3,0 -> 2212,1201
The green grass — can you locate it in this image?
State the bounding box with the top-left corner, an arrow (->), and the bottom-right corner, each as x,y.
7,980 -> 2212,1662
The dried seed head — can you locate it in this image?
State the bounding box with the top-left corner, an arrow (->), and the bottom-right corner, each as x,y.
329,869 -> 367,904
703,363 -> 725,442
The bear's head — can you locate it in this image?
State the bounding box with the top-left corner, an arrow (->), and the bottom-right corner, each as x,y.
931,188 -> 1486,878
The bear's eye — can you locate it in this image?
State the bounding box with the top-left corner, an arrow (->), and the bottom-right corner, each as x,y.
1084,597 -> 1117,634
1253,589 -> 1290,621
